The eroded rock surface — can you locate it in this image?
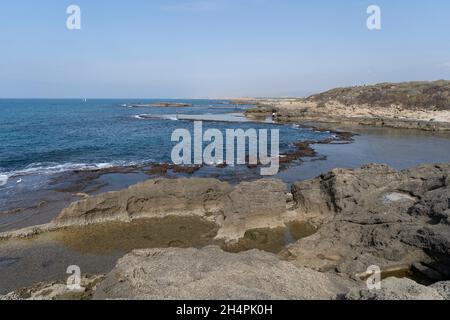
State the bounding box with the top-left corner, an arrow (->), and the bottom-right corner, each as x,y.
430,281 -> 450,299
217,179 -> 289,241
93,246 -> 354,300
53,178 -> 232,226
42,178 -> 295,243
0,275 -> 104,300
2,164 -> 450,300
287,163 -> 450,278
345,277 -> 445,300
245,81 -> 450,131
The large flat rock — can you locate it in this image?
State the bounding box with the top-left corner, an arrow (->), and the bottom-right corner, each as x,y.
48,178 -> 293,243
93,246 -> 353,300
53,178 -> 233,226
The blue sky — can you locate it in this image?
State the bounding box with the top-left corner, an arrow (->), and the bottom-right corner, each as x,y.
1,0 -> 450,98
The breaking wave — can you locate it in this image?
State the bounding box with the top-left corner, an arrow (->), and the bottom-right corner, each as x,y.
1,160 -> 150,179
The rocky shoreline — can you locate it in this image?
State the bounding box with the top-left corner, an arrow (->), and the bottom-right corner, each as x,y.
2,82 -> 450,299
2,163 -> 450,300
0,122 -> 355,235
245,81 -> 450,131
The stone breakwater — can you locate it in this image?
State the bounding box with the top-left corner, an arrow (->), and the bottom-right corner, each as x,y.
2,163 -> 450,300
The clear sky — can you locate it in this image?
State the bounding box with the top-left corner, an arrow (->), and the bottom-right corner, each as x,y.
1,0 -> 450,98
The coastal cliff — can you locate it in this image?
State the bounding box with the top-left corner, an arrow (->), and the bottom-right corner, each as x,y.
245,81 -> 450,131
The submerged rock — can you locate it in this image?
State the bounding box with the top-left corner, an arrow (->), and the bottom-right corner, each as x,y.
129,102 -> 192,108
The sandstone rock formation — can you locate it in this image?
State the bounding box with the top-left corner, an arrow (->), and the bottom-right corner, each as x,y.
0,275 -> 104,300
245,81 -> 450,131
48,178 -> 297,242
0,177 -> 299,243
286,163 -> 450,279
2,163 -> 450,300
217,179 -> 289,240
345,277 -> 446,300
53,178 -> 232,226
430,281 -> 450,299
93,246 -> 354,300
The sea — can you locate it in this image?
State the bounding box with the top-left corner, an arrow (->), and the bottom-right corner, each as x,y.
0,99 -> 332,177
2,99 -> 450,233
2,99 -> 450,293
0,99 -> 334,228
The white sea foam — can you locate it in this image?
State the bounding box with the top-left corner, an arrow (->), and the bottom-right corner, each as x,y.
135,113 -> 256,123
135,114 -> 179,121
3,161 -> 149,179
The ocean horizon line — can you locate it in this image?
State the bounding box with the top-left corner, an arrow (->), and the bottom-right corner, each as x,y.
0,97 -> 299,100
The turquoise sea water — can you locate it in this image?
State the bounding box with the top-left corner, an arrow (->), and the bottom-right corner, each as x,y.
2,99 -> 450,232
0,99 -> 331,180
